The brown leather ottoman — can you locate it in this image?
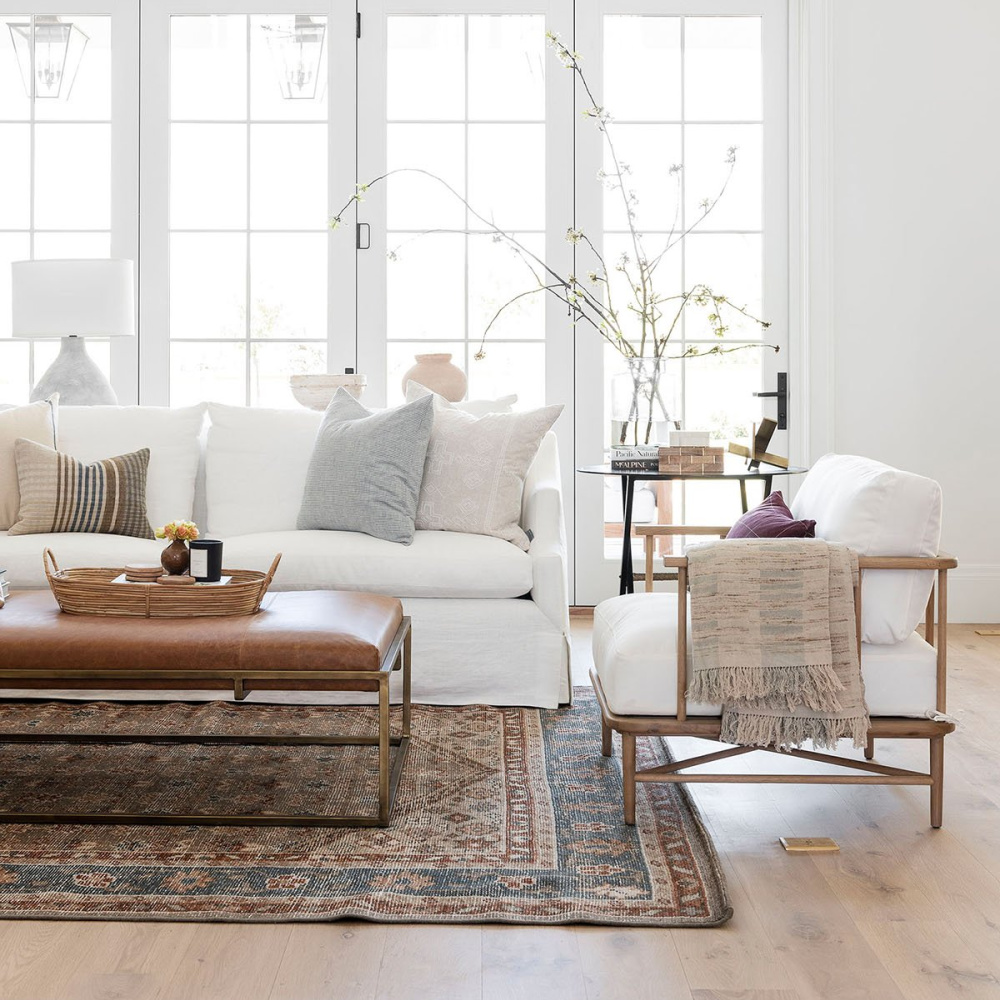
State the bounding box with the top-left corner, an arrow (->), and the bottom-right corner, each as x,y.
0,590 -> 412,828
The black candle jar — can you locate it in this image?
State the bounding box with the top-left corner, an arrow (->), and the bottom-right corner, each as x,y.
188,539 -> 223,583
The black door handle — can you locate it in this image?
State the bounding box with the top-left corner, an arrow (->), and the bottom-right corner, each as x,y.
753,372 -> 787,430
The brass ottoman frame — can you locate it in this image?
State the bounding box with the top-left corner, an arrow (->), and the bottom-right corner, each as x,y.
0,617 -> 412,828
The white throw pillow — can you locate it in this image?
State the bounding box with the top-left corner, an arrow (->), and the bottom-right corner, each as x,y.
790,453 -> 942,644
206,403 -> 322,537
416,404 -> 563,549
405,380 -> 517,416
0,396 -> 58,530
57,404 -> 206,530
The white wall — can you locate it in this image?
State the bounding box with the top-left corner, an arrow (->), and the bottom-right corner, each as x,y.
805,0 -> 1000,621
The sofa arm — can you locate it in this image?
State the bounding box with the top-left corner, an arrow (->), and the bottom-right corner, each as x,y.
522,432 -> 569,636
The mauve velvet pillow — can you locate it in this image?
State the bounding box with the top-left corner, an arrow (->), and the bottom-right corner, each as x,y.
726,490 -> 817,539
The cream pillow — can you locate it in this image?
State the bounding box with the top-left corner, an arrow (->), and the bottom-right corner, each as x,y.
415,404 -> 563,549
0,396 -> 58,530
405,380 -> 518,416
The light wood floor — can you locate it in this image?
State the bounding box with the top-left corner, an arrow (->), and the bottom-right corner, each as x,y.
2,623 -> 999,1000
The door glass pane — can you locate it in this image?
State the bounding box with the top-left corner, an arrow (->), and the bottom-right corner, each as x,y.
387,16 -> 463,121
250,15 -> 329,121
33,15 -> 111,122
385,13 -> 545,407
34,123 -> 111,229
168,14 -> 329,406
171,15 -> 246,122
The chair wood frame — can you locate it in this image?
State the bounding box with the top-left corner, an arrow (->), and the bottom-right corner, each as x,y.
593,527 -> 958,828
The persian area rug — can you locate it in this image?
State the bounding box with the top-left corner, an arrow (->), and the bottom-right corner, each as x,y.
0,689 -> 731,926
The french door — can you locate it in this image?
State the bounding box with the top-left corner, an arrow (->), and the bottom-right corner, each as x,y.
572,0 -> 792,603
138,0 -> 357,406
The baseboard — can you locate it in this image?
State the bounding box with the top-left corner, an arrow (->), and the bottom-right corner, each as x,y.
569,606 -> 595,618
948,564 -> 1000,624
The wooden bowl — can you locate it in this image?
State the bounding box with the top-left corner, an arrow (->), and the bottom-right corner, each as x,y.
289,374 -> 368,411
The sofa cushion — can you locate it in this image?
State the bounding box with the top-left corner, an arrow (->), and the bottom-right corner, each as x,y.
297,391 -> 434,544
789,453 -> 942,644
0,530 -> 165,587
205,403 -> 322,537
0,527 -> 533,598
215,529 -> 533,598
0,396 -> 58,530
57,404 -> 205,530
9,440 -> 154,538
593,592 -> 938,718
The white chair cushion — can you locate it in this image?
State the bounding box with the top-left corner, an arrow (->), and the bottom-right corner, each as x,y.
593,593 -> 937,719
221,529 -> 533,598
205,404 -> 322,537
790,454 -> 942,644
57,404 -> 206,530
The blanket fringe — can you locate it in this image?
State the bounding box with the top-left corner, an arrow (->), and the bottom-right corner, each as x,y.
687,663 -> 845,713
719,710 -> 870,751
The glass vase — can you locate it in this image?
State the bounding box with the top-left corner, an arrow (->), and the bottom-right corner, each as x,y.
609,356 -> 678,447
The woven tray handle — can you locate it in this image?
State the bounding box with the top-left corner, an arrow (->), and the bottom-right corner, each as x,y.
262,553 -> 282,589
252,553 -> 282,609
43,547 -> 61,581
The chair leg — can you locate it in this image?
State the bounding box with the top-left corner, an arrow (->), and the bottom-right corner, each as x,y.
865,733 -> 875,761
930,736 -> 945,829
601,716 -> 613,757
623,733 -> 636,825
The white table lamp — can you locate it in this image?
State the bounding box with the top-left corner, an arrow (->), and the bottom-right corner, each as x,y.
12,258 -> 135,405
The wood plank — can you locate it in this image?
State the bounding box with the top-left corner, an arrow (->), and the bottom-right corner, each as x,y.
691,992 -> 801,1000
269,922 -> 386,1000
376,925 -> 481,1000
856,919 -> 1000,999
158,924 -> 292,1000
574,927 -> 692,1000
482,926 -> 584,1000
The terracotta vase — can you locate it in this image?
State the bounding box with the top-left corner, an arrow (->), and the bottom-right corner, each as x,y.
401,353 -> 467,402
160,538 -> 190,576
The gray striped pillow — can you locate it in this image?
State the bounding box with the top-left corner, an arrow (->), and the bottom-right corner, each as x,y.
8,438 -> 154,538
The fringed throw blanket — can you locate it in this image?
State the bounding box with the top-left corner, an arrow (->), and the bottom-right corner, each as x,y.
686,539 -> 868,750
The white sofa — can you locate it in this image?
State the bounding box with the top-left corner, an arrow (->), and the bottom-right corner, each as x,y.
0,402 -> 571,708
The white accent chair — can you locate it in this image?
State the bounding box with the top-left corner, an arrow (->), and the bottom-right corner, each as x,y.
591,454 -> 957,828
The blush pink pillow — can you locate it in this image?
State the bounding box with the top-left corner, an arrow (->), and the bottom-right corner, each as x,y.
727,491 -> 816,539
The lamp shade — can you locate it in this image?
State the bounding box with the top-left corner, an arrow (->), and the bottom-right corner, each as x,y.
12,259 -> 135,339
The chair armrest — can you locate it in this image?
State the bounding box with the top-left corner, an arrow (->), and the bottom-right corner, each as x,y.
637,526 -> 730,591
858,553 -> 957,570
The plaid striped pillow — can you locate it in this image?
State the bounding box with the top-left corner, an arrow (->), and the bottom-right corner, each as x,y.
8,438 -> 154,539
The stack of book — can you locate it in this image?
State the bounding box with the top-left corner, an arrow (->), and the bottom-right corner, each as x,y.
610,443 -> 725,473
0,567 -> 8,608
609,445 -> 661,471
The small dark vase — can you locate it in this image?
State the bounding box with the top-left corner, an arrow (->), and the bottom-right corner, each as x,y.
160,538 -> 190,576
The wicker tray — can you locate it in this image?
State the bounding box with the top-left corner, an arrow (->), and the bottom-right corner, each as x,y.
43,549 -> 282,618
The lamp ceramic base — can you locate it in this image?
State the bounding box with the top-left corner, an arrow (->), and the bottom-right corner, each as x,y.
29,336 -> 118,406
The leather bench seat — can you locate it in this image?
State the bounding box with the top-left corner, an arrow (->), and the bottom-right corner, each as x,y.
0,591 -> 404,694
